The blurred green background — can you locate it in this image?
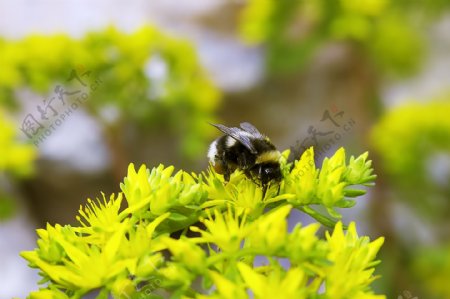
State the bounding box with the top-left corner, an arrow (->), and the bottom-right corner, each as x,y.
0,0 -> 449,298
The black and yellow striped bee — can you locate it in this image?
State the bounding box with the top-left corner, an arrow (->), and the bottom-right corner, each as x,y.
208,122 -> 282,195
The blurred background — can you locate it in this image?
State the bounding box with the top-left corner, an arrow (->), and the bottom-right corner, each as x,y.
0,0 -> 449,298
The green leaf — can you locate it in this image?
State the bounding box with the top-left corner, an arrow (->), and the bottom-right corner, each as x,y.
168,213 -> 189,222
343,189 -> 367,197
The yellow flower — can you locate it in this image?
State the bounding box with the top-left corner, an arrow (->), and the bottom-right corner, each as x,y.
237,262 -> 309,298
284,147 -> 317,205
75,193 -> 124,243
27,287 -> 70,299
248,205 -> 291,254
324,222 -> 385,299
201,270 -> 247,299
191,208 -> 249,253
162,236 -> 206,273
22,223 -> 131,290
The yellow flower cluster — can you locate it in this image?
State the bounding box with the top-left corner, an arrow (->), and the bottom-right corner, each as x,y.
22,147 -> 384,298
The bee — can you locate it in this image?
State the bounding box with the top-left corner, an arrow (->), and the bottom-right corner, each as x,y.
208,122 -> 282,195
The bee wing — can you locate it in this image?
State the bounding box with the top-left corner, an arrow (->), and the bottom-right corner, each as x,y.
240,122 -> 264,139
210,123 -> 257,154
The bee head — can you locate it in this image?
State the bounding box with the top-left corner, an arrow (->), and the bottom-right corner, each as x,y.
256,162 -> 282,185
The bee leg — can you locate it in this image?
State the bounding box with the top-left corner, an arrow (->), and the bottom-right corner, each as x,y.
262,183 -> 268,198
223,169 -> 231,182
237,154 -> 248,170
220,153 -> 231,182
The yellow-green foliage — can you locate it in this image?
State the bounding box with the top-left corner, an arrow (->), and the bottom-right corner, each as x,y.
412,244 -> 450,299
0,27 -> 220,158
0,110 -> 36,176
371,100 -> 450,181
22,148 -> 384,298
238,0 -> 445,74
371,100 -> 450,216
0,110 -> 36,219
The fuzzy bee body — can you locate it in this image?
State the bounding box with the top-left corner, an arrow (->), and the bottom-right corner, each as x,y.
208,122 -> 282,194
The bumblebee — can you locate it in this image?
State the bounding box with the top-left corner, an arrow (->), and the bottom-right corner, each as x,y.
208,122 -> 282,194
